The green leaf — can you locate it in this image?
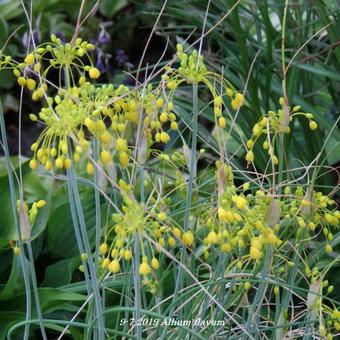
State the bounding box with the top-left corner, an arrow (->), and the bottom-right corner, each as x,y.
0,69 -> 16,89
0,170 -> 19,241
38,288 -> 86,312
42,257 -> 79,287
0,254 -> 26,300
0,16 -> 9,45
1,287 -> 86,313
0,0 -> 22,20
47,194 -> 97,258
0,311 -> 26,339
294,63 -> 340,81
99,0 -> 128,18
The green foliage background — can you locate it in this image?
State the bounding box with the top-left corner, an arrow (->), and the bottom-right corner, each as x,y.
0,0 -> 339,338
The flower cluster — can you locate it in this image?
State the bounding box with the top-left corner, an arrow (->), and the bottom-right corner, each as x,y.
245,98 -> 318,165
23,42 -> 181,172
201,169 -> 339,263
96,180 -> 195,292
162,44 -> 244,129
3,36 -> 338,308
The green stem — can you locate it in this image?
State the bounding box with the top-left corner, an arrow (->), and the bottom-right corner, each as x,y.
67,167 -> 105,340
160,83 -> 198,339
244,246 -> 273,338
184,84 -> 198,230
0,101 -> 32,340
26,241 -> 47,340
93,139 -> 101,272
274,247 -> 301,339
133,233 -> 142,340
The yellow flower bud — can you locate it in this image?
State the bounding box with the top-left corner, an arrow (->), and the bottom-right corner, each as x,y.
139,262 -> 151,275
160,131 -> 170,143
206,231 -> 218,244
17,77 -> 26,86
100,131 -> 113,145
250,246 -> 262,260
171,121 -> 178,130
168,237 -> 176,248
80,253 -> 88,261
166,102 -> 173,111
119,151 -> 129,167
272,155 -> 279,165
159,112 -> 168,123
89,67 -> 100,79
27,79 -> 36,90
124,249 -> 132,261
115,138 -> 127,152
244,282 -> 251,290
13,246 -> 20,256
101,150 -> 111,164
221,243 -> 232,252
79,76 -> 86,85
172,227 -> 182,238
24,53 -> 35,65
226,88 -> 233,97
55,158 -> 64,169
246,140 -> 254,149
157,212 -> 167,221
309,121 -> 318,130
263,141 -> 269,150
182,231 -> 194,246
29,115 -> 38,123
101,258 -> 110,269
246,150 -> 254,162
109,260 -> 120,273
156,98 -> 164,108
99,243 -> 109,255
13,69 -> 20,77
151,258 -> 160,270
33,63 -> 41,73
36,200 -> 46,208
232,93 -> 244,109
63,158 -> 72,170
29,159 -> 39,170
325,244 -> 333,254
218,117 -> 226,128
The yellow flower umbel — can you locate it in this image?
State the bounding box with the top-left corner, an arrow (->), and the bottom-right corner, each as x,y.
245,99 -> 319,166
99,189 -> 181,292
34,35 -> 95,87
162,44 -> 244,130
202,166 -> 287,262
29,92 -> 88,171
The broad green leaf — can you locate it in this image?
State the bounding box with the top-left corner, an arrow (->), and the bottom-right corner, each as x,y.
42,257 -> 79,287
0,16 -> 9,45
0,0 -> 22,20
47,194 -> 97,258
0,254 -> 26,300
0,311 -> 26,339
39,288 -> 86,311
0,69 -> 16,89
100,0 -> 128,18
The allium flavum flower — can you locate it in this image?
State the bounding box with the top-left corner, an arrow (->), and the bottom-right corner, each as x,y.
162,44 -> 244,129
23,37 -> 185,173
97,180 -> 195,292
245,98 -> 319,165
202,162 -> 339,263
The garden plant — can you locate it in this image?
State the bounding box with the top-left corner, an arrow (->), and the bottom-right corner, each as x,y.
0,0 -> 339,339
